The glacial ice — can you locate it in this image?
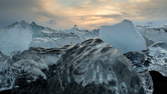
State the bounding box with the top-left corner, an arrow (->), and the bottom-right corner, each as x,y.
138,26 -> 167,43
147,42 -> 167,77
124,51 -> 153,94
30,37 -> 81,48
54,39 -> 147,94
0,39 -> 149,94
1,20 -> 167,94
100,20 -> 147,53
0,21 -> 100,56
0,46 -> 66,92
0,27 -> 32,56
124,41 -> 167,93
65,25 -> 99,41
0,52 -> 15,91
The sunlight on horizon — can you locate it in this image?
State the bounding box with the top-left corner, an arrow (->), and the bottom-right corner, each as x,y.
0,0 -> 167,29
37,0 -> 163,29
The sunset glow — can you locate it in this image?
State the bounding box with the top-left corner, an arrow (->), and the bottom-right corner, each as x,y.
0,0 -> 167,28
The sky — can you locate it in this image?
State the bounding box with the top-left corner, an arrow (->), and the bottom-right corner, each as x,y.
0,0 -> 167,29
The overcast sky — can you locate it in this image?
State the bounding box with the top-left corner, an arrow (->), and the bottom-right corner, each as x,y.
0,0 -> 167,29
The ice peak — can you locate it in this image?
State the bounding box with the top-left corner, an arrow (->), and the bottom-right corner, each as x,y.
117,19 -> 134,28
20,20 -> 28,24
7,20 -> 29,28
122,19 -> 133,24
14,20 -> 29,26
72,25 -> 79,31
31,21 -> 37,26
30,21 -> 45,30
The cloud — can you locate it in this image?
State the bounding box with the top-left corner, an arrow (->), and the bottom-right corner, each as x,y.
38,0 -> 124,28
0,0 -> 42,27
38,0 -> 167,28
0,0 -> 167,28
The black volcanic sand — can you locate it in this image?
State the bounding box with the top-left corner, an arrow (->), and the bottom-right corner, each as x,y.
150,71 -> 167,94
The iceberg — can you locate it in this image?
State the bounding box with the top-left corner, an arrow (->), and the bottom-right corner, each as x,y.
53,39 -> 148,94
147,42 -> 167,77
138,26 -> 167,43
0,39 -> 150,94
100,20 -> 147,53
0,21 -> 91,55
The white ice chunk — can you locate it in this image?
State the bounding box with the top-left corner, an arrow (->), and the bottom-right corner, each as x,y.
0,27 -> 32,56
100,20 -> 147,53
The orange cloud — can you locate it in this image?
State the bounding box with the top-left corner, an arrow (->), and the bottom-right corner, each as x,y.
129,0 -> 150,3
39,0 -> 124,28
38,0 -> 167,29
